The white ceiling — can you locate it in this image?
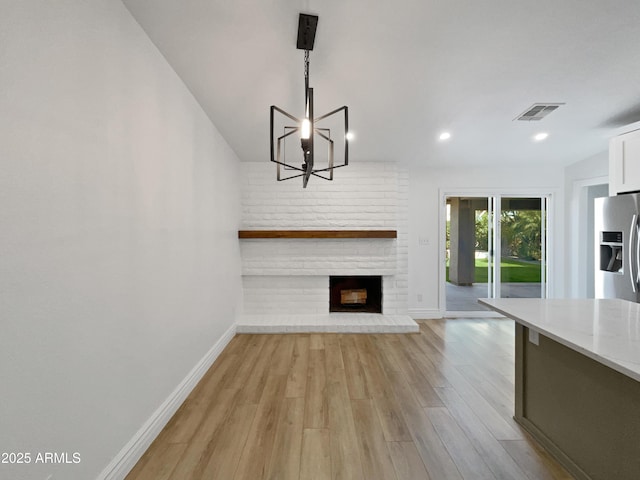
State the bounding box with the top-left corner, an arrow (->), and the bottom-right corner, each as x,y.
122,0 -> 640,168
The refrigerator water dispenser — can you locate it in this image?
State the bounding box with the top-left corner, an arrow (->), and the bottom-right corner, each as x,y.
599,231 -> 623,273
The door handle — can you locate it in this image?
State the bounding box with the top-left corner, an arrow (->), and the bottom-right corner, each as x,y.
636,222 -> 640,289
630,214 -> 637,293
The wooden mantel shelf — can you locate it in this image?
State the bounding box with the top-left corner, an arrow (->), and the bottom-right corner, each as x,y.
238,230 -> 397,239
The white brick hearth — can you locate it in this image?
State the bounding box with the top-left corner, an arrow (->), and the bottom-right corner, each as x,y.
239,161 -> 416,333
237,314 -> 418,333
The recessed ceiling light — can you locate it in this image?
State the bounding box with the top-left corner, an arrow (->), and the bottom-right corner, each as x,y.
345,131 -> 355,141
439,132 -> 451,141
533,132 -> 549,142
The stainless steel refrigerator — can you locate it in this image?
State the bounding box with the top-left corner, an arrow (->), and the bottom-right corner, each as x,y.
595,193 -> 640,302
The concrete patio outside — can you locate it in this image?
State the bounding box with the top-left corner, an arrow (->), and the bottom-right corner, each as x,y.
446,282 -> 542,311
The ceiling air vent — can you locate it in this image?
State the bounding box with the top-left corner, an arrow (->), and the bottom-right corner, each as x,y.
515,103 -> 564,121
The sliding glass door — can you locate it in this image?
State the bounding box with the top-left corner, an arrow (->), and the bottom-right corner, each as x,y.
496,197 -> 546,300
445,194 -> 548,312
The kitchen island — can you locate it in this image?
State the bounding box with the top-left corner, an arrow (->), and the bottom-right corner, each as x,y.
479,298 -> 640,480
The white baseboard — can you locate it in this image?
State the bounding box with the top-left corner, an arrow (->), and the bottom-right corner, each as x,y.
408,308 -> 442,319
97,322 -> 237,480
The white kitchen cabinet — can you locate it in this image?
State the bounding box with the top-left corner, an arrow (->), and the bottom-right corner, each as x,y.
609,128 -> 640,195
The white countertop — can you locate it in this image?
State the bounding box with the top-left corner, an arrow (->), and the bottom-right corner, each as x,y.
478,298 -> 640,382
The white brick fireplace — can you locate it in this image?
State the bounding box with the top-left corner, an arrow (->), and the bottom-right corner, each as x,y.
237,161 -> 417,332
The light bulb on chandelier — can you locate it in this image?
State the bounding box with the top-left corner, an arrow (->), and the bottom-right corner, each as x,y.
301,118 -> 311,140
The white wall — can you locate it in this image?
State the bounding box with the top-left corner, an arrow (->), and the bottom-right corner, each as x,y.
564,151 -> 609,297
0,2 -> 242,479
408,165 -> 565,317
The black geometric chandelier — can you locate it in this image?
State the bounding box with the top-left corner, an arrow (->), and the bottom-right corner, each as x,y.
270,14 -> 350,188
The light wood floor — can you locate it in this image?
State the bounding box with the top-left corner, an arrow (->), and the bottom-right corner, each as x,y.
126,319 -> 573,480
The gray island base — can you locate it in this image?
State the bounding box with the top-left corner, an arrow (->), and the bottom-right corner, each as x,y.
479,298 -> 640,480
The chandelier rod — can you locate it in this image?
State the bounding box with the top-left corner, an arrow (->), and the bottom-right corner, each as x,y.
304,49 -> 310,112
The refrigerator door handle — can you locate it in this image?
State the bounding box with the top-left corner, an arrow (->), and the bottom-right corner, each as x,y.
636,222 -> 640,289
630,214 -> 638,293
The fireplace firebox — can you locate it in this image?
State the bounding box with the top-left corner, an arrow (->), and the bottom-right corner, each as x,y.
329,276 -> 382,313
